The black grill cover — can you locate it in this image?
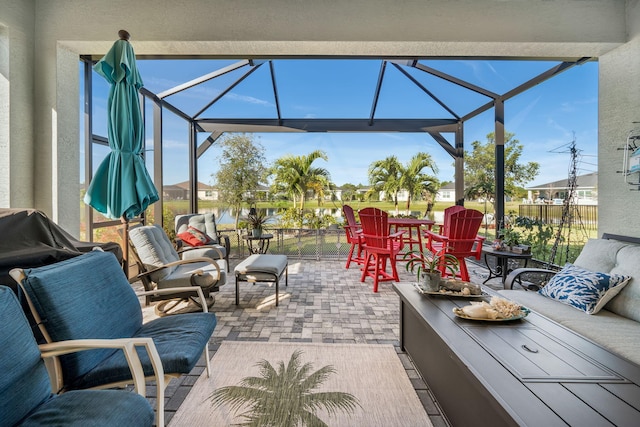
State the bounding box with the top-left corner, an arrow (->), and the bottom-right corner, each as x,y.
0,208 -> 123,285
0,209 -> 123,340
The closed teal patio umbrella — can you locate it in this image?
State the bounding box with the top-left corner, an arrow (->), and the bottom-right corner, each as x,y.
84,30 -> 158,265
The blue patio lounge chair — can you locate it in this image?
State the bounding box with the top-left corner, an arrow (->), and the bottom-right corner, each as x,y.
10,250 -> 217,427
0,286 -> 155,427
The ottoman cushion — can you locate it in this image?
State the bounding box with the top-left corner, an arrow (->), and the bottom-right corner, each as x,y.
235,254 -> 288,281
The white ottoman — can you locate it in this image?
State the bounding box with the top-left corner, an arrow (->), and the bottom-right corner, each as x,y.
234,254 -> 288,306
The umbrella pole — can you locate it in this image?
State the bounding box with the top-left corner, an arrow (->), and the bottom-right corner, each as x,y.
121,216 -> 129,276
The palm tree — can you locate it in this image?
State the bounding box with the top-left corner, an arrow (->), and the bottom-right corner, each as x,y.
368,156 -> 402,212
399,152 -> 439,212
271,157 -> 302,209
368,154 -> 439,214
308,175 -> 331,206
209,350 -> 360,426
271,150 -> 330,211
421,184 -> 439,216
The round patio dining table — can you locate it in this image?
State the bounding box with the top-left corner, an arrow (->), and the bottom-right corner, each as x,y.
388,218 -> 435,254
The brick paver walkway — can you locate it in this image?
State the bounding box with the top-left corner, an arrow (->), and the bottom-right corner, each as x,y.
140,256 -> 497,426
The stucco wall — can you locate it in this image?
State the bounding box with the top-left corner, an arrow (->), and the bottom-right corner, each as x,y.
0,0 -> 35,209
599,0 -> 640,236
0,0 -> 637,236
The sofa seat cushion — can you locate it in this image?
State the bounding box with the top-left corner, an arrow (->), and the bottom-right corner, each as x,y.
71,312 -> 217,389
499,290 -> 640,366
135,312 -> 217,375
20,390 -> 154,427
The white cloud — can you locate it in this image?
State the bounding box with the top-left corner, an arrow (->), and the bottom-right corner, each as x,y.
508,96 -> 541,131
225,92 -> 273,107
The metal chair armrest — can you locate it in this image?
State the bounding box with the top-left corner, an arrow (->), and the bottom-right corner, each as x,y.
39,337 -> 164,398
217,233 -> 231,271
218,233 -> 231,253
175,237 -> 185,250
504,267 -> 557,290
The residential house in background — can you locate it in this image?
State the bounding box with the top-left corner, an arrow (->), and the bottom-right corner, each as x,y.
162,183 -> 189,201
525,172 -> 598,205
330,186 -> 372,202
163,181 -> 218,201
378,183 -> 456,204
250,184 -> 271,201
435,182 -> 456,203
379,189 -> 410,202
330,187 -> 343,201
355,187 -> 371,200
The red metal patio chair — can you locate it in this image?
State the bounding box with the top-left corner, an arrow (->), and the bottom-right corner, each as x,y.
358,207 -> 405,292
425,208 -> 485,282
342,205 -> 365,268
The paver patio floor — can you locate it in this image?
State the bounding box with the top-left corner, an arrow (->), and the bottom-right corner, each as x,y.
138,256 -> 500,426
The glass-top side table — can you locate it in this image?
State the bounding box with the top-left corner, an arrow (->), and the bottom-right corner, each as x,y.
482,246 -> 532,288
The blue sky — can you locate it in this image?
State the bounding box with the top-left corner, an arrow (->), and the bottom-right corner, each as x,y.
87,58 -> 598,188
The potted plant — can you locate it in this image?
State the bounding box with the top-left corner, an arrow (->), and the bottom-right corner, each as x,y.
403,248 -> 460,292
498,227 -> 522,251
246,208 -> 269,237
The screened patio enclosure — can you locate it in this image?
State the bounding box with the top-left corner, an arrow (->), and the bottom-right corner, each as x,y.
82,56 -> 593,240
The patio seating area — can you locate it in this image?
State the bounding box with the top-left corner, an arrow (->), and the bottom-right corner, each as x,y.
137,255 -> 497,426
6,2 -> 640,424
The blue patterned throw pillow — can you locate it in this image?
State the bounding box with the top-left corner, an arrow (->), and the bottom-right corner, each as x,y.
538,263 -> 630,314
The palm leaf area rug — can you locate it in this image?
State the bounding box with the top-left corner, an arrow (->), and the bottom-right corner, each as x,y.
169,341 -> 432,426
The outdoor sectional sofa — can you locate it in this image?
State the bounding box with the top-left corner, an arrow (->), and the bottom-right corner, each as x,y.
499,233 -> 640,366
